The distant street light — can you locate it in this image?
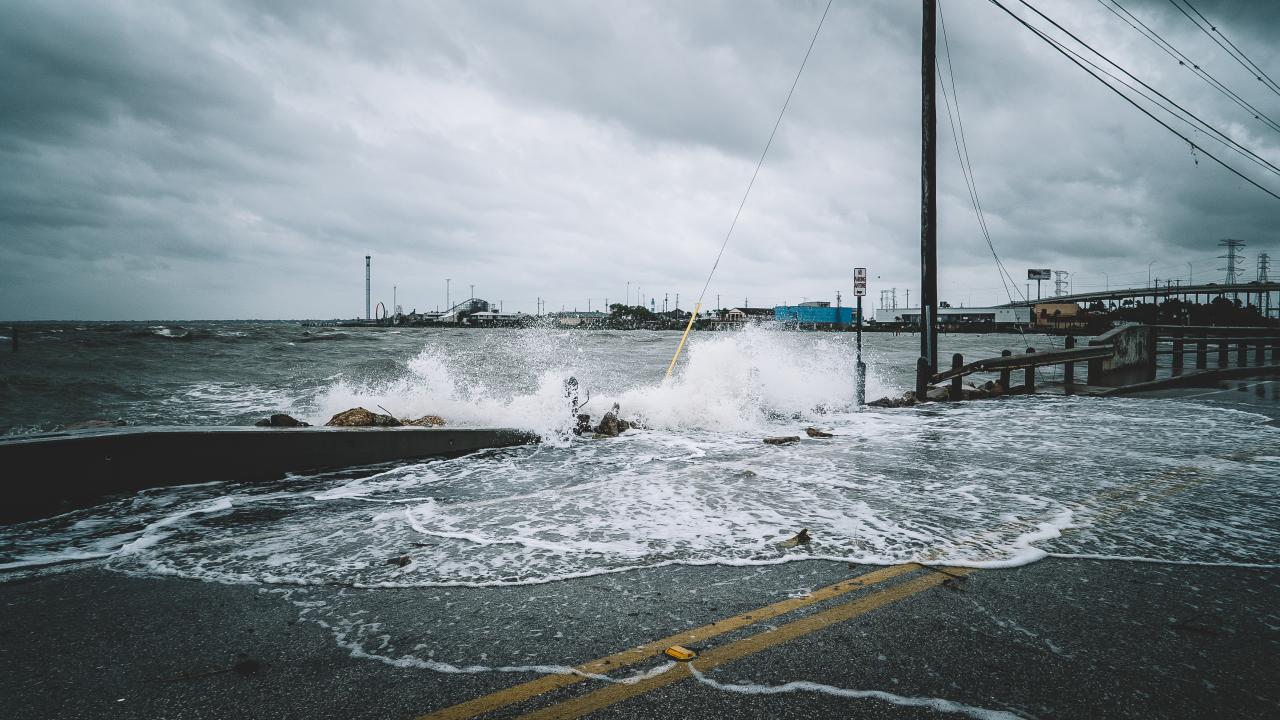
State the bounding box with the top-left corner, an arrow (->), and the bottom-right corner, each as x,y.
1187,262 -> 1193,285
1102,272 -> 1109,291
1148,260 -> 1156,288
446,278 -> 451,310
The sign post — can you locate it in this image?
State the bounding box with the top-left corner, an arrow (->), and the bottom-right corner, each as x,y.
854,267 -> 867,406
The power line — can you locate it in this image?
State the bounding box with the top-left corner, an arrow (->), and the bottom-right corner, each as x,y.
936,0 -> 1025,303
986,0 -> 1280,202
693,0 -> 833,308
1096,0 -> 1280,135
1168,0 -> 1280,98
1012,0 -> 1280,181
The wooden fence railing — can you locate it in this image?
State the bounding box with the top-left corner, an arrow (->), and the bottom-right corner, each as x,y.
914,323 -> 1280,401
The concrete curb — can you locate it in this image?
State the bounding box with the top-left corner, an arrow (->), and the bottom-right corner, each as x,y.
0,426 -> 539,524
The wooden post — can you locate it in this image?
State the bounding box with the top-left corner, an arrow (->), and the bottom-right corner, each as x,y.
1237,340 -> 1248,367
1064,335 -> 1076,388
951,353 -> 963,401
1273,339 -> 1279,364
1256,340 -> 1265,367
920,0 -> 938,376
1171,331 -> 1183,372
1218,339 -> 1229,368
999,349 -> 1011,390
1024,347 -> 1036,393
1196,339 -> 1207,370
916,356 -> 930,402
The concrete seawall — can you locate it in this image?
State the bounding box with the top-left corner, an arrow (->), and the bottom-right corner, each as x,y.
0,426 -> 539,523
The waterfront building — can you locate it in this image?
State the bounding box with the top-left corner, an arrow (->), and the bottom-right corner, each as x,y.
873,305 -> 1031,330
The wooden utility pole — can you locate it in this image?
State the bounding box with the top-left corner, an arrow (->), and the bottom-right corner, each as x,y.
920,0 -> 938,380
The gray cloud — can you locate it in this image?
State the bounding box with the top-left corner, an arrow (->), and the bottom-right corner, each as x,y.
0,0 -> 1277,319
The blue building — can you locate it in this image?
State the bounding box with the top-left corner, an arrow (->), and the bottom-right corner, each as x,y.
773,302 -> 856,327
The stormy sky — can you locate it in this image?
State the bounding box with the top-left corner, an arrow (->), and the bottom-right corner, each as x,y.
1,0 -> 1277,320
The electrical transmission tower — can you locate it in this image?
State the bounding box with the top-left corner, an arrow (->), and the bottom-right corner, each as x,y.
1053,271 -> 1069,297
1261,253 -> 1273,319
1217,239 -> 1246,283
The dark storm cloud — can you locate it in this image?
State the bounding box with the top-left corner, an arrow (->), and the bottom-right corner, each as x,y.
0,0 -> 1276,319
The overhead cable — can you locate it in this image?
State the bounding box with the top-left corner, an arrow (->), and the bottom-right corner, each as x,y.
987,0 -> 1280,203
1167,0 -> 1280,98
1096,0 -> 1280,135
664,0 -> 834,378
1014,0 -> 1280,181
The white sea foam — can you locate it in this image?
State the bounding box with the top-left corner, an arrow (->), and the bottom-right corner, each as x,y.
689,665 -> 1024,719
2,329 -> 1277,589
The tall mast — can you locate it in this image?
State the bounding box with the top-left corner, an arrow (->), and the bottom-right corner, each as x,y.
920,0 -> 938,375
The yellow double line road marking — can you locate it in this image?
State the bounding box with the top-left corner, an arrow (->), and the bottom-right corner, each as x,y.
519,567 -> 974,720
421,465 -> 1208,719
417,563 -> 921,720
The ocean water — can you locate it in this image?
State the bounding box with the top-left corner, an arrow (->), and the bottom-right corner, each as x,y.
1,321 -> 1278,587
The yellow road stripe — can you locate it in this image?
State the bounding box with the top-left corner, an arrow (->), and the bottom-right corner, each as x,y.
416,564 -> 919,720
519,568 -> 974,720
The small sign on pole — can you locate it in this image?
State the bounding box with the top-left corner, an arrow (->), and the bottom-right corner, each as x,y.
853,267 -> 867,296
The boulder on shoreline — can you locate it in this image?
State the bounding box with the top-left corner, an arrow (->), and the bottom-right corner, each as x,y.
804,427 -> 833,438
254,414 -> 309,428
405,415 -> 446,427
763,436 -> 801,445
324,407 -> 402,427
595,405 -> 622,437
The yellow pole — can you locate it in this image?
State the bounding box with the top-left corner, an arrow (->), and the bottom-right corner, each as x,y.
665,302 -> 702,378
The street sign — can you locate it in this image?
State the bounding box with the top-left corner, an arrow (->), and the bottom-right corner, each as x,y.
853,267 -> 867,296
1028,268 -> 1052,280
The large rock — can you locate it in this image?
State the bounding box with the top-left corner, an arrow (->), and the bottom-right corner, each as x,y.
763,436 -> 801,445
574,413 -> 593,436
925,385 -> 951,402
325,407 -> 402,427
804,427 -> 833,438
405,415 -> 446,427
254,413 -> 308,427
595,408 -> 621,437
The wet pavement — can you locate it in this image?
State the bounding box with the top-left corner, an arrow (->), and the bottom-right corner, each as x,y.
1,556 -> 1276,719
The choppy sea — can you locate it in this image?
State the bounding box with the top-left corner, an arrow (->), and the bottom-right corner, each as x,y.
1,321 -> 1277,587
